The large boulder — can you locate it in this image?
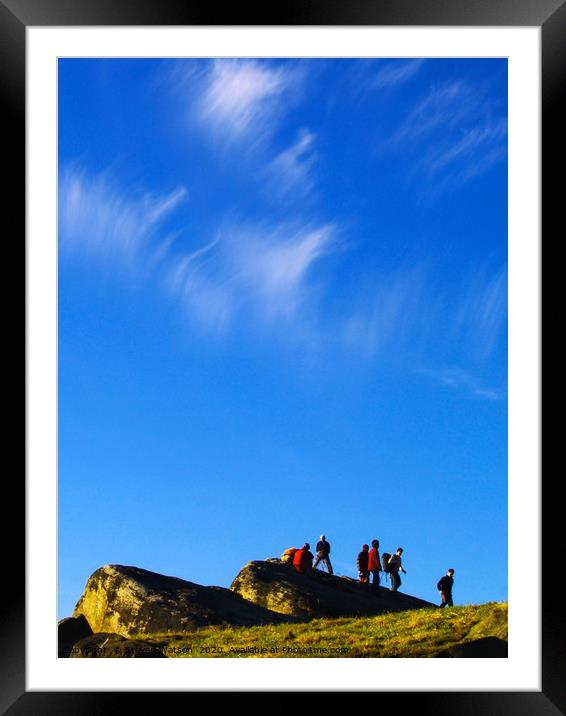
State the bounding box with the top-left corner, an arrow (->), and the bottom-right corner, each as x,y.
73,564 -> 295,637
230,559 -> 435,618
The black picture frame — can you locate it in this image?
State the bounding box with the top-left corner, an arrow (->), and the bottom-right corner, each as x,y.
9,0 -> 555,710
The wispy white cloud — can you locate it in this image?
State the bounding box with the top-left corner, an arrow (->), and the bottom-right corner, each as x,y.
458,144 -> 507,183
341,258 -> 507,370
390,81 -> 472,145
420,117 -> 507,178
167,221 -> 337,330
59,166 -> 187,269
59,163 -> 338,343
169,59 -> 316,206
342,266 -> 429,359
146,187 -> 188,223
196,59 -> 295,144
264,129 -> 317,199
418,366 -> 505,401
452,264 -> 507,361
373,59 -> 425,88
169,259 -> 233,333
235,225 -> 334,318
384,79 -> 507,191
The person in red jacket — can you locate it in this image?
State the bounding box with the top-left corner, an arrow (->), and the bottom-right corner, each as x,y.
293,543 -> 314,574
368,539 -> 382,596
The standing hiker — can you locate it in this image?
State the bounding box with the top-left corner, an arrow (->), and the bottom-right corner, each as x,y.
437,569 -> 455,607
292,543 -> 314,574
312,534 -> 333,574
368,539 -> 382,595
388,548 -> 407,592
357,544 -> 370,588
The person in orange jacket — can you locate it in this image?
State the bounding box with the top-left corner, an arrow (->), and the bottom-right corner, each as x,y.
368,539 -> 382,595
292,543 -> 314,574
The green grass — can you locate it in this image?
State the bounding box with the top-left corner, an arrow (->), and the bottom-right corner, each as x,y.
130,602 -> 507,658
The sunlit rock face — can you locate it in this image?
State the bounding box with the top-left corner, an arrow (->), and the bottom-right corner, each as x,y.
73,564 -> 294,636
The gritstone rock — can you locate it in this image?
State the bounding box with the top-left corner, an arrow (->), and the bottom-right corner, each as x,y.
230,559 -> 435,618
72,564 -> 296,637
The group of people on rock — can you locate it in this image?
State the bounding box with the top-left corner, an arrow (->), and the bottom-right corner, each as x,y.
282,535 -> 332,576
281,535 -> 455,608
356,541 -> 403,595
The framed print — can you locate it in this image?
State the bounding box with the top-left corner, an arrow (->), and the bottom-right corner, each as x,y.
9,0 -> 556,709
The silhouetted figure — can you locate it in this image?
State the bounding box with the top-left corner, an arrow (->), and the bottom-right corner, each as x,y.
313,534 -> 333,574
292,543 -> 314,574
388,548 -> 407,592
357,544 -> 370,588
368,539 -> 382,595
437,569 -> 455,607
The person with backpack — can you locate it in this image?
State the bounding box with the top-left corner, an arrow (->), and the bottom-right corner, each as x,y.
367,539 -> 382,595
312,534 -> 333,574
357,544 -> 370,589
292,543 -> 314,574
437,569 -> 455,607
381,551 -> 391,582
388,548 -> 407,592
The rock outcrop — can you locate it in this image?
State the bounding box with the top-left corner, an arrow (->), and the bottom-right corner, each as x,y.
230,559 -> 435,618
72,564 -> 296,637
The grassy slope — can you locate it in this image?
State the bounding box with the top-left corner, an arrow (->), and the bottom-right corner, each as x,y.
132,602 -> 507,658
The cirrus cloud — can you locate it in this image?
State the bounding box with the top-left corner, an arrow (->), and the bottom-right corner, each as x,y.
196,59 -> 297,145
59,166 -> 187,268
167,221 -> 337,330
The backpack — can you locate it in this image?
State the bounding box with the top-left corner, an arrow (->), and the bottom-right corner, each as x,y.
281,548 -> 297,564
381,552 -> 392,573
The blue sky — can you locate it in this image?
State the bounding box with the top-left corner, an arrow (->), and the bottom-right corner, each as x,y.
58,58 -> 507,618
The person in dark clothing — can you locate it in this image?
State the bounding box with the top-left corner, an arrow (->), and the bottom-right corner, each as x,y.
292,543 -> 314,574
388,548 -> 406,592
312,534 -> 333,574
368,539 -> 382,595
437,569 -> 455,607
357,544 -> 370,588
